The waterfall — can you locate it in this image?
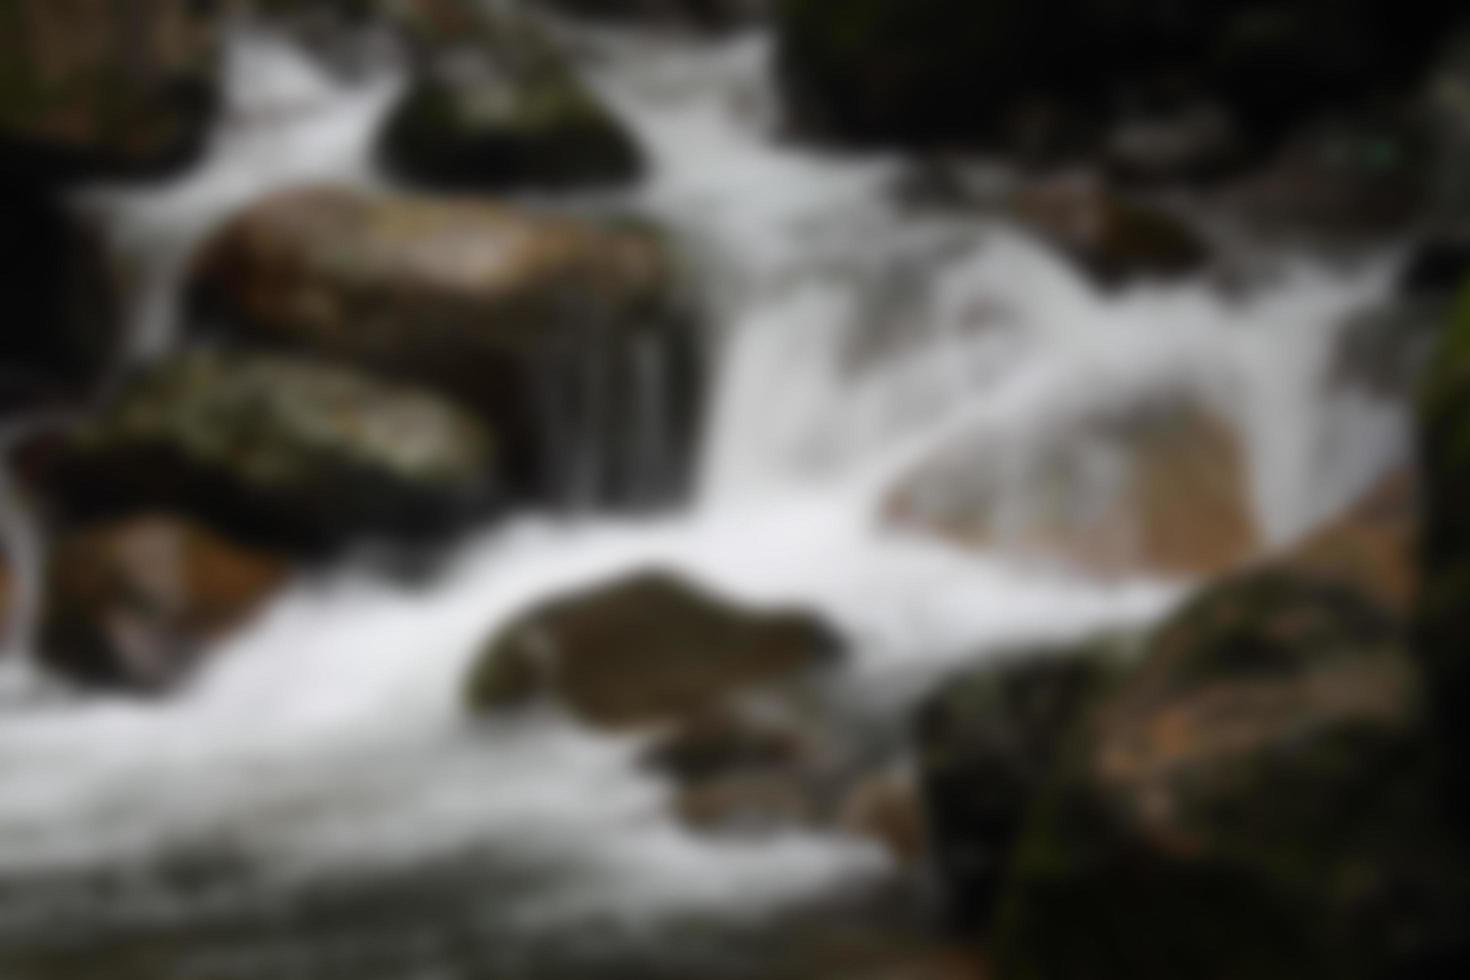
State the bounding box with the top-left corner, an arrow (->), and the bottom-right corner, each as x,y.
0,14 -> 1417,976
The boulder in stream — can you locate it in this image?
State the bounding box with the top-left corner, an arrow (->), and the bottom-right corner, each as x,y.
0,0 -> 220,181
39,514 -> 290,690
885,390 -> 1260,580
47,348 -> 497,552
188,185 -> 702,505
466,571 -> 843,729
989,564 -> 1468,980
378,1 -> 644,191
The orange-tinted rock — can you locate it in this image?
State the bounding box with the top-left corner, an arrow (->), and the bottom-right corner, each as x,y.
886,391 -> 1260,580
1278,467 -> 1418,616
40,514 -> 291,689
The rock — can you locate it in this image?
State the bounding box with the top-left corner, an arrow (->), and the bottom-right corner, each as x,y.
1212,115 -> 1429,244
885,390 -> 1260,580
1418,285 -> 1470,813
0,0 -> 219,181
1010,174 -> 1210,288
773,1 -> 1456,160
838,764 -> 929,865
46,348 -> 496,552
535,0 -> 766,32
1278,468 -> 1418,618
992,569 -> 1468,979
38,514 -> 290,690
377,3 -> 643,191
188,185 -> 701,505
917,644 -> 1125,924
466,571 -> 842,729
0,182 -> 120,411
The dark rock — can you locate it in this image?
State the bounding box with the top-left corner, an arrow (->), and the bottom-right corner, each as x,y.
773,1 -> 1457,162
0,0 -> 219,182
535,0 -> 766,32
1010,174 -> 1211,287
377,3 -> 643,191
47,348 -> 497,552
1418,285 -> 1470,815
39,514 -> 290,691
1401,237 -> 1470,298
188,185 -> 702,506
0,182 -> 120,412
917,644 -> 1126,925
465,571 -> 842,729
992,569 -> 1468,979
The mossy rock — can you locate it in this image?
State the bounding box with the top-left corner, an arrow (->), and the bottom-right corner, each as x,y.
377,3 -> 643,191
991,569 -> 1469,980
1418,282 -> 1470,814
48,349 -> 497,552
187,185 -> 703,505
0,0 -> 218,182
917,638 -> 1134,925
466,571 -> 843,729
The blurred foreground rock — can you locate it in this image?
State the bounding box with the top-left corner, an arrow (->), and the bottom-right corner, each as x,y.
535,0 -> 766,32
885,391 -> 1259,580
0,0 -> 219,181
378,0 -> 643,191
40,514 -> 289,690
917,643 -> 1128,925
47,349 -> 496,552
991,568 -> 1466,979
189,185 -> 702,505
466,571 -> 842,728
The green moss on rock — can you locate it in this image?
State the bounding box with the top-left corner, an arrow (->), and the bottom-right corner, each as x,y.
50,349 -> 497,551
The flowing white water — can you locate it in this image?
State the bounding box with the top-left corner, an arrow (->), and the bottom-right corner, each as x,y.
0,15 -> 1413,967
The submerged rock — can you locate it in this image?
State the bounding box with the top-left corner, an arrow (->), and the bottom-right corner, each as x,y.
378,2 -> 643,191
0,0 -> 219,181
188,185 -> 701,505
1011,175 -> 1210,288
885,390 -> 1259,580
47,349 -> 496,551
466,571 -> 842,729
39,514 -> 290,690
991,568 -> 1468,979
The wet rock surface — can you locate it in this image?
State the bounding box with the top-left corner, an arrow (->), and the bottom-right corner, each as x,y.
378,1 -> 644,191
0,0 -> 219,181
990,568 -> 1468,980
39,514 -> 290,690
466,571 -> 843,729
188,185 -> 702,505
46,349 -> 497,552
886,390 -> 1260,580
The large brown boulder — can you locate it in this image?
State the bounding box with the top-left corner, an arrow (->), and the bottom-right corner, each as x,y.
188,185 -> 702,505
39,514 -> 290,690
0,0 -> 219,181
466,571 -> 842,729
46,348 -> 497,551
885,391 -> 1260,580
990,566 -> 1468,979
